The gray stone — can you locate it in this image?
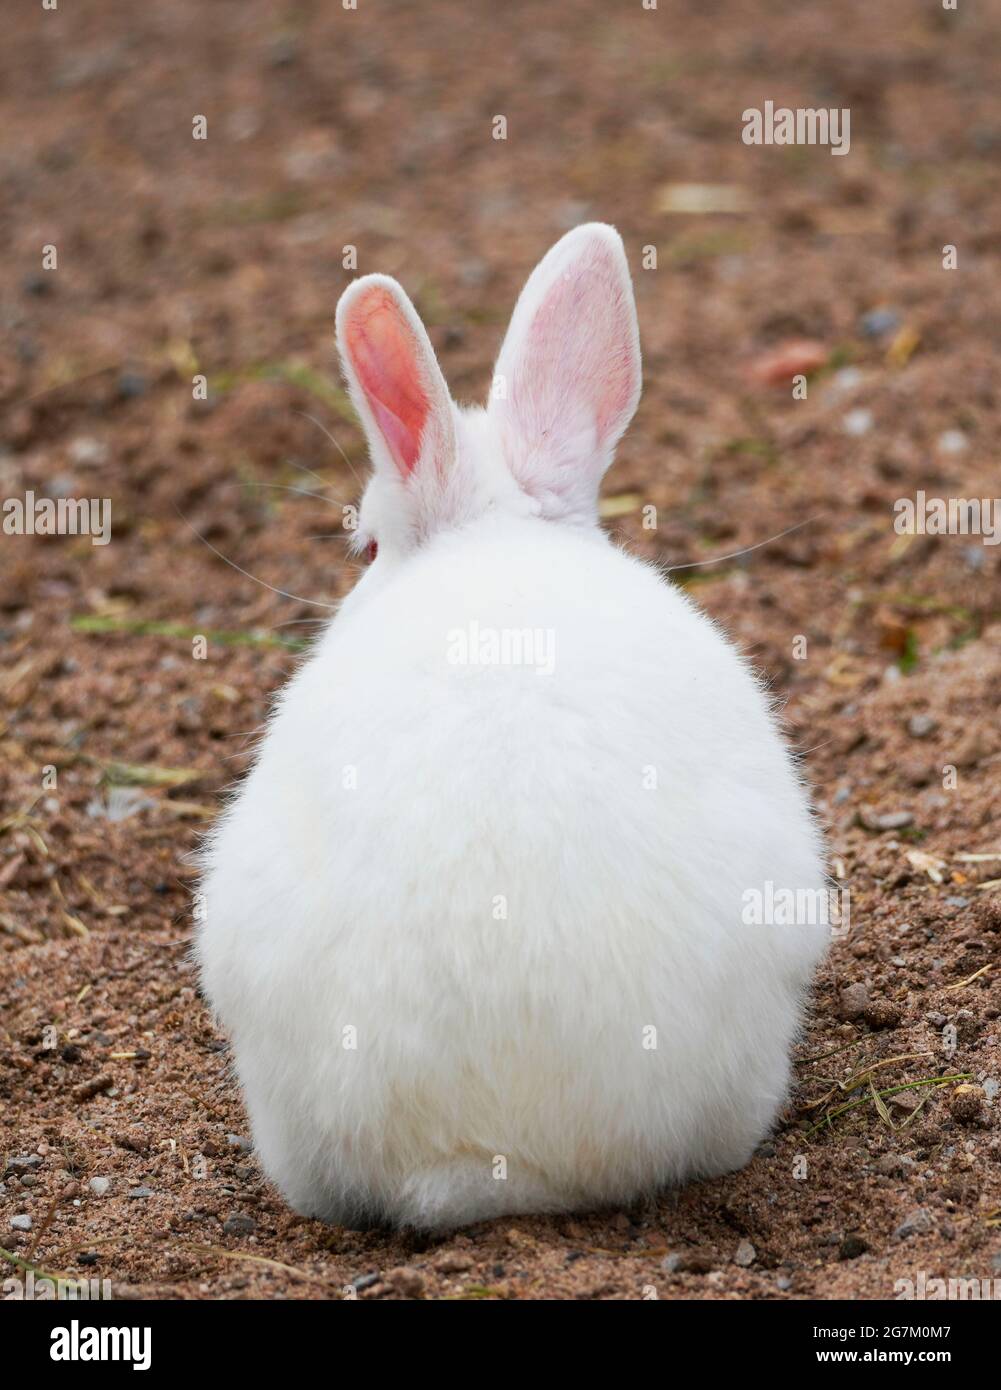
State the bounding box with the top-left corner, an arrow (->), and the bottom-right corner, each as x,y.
895,1208 -> 933,1240
222,1213 -> 257,1236
839,982 -> 870,1020
5,1155 -> 42,1174
859,308 -> 901,339
907,714 -> 937,739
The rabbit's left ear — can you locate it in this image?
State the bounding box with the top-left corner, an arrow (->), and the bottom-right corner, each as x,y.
336,274 -> 455,482
489,224 -> 641,524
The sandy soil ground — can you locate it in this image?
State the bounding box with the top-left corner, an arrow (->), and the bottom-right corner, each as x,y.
2,0 -> 1000,1299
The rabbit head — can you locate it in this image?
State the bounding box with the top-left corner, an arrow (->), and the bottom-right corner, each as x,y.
335,223 -> 642,575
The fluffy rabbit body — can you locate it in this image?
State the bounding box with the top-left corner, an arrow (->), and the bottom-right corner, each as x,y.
198,225 -> 828,1230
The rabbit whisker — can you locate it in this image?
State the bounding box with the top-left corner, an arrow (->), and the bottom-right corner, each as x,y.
174,505 -> 337,609
293,410 -> 365,490
665,515 -> 824,573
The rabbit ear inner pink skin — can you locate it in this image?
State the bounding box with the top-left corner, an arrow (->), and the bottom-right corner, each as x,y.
337,278 -> 449,480
489,223 -> 642,526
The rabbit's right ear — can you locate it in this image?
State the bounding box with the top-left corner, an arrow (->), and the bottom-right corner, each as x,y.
336,275 -> 455,483
489,224 -> 641,525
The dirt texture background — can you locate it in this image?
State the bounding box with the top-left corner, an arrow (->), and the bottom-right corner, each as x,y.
1,0 -> 1000,1300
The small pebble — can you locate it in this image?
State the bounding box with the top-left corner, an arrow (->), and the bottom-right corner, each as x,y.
5,1155 -> 42,1174
863,998 -> 903,1030
950,1085 -> 984,1125
859,307 -> 900,339
10,1215 -> 32,1231
907,713 -> 937,739
858,807 -> 914,833
830,367 -> 863,394
129,1186 -> 154,1199
843,408 -> 874,437
734,1239 -> 756,1267
661,1249 -> 714,1274
68,436 -> 108,467
72,1074 -> 113,1103
385,1266 -> 425,1298
839,982 -> 870,1020
895,1208 -> 933,1240
88,1176 -> 111,1196
222,1213 -> 256,1236
433,1251 -> 474,1274
117,370 -> 148,400
839,1234 -> 869,1260
937,429 -> 968,455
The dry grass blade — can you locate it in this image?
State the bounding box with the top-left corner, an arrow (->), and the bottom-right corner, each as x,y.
796,1038 -> 868,1066
71,614 -> 308,651
26,1193 -> 62,1261
805,1073 -> 972,1138
0,1244 -> 81,1289
944,963 -> 992,991
97,760 -> 204,788
181,1087 -> 227,1120
868,1077 -> 894,1130
802,1053 -> 933,1110
179,1242 -> 324,1284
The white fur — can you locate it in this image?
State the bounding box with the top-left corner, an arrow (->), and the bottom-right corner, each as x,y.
197,225 -> 828,1230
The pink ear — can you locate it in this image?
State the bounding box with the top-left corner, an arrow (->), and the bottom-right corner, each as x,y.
490,225 -> 641,522
519,245 -> 637,445
340,284 -> 429,477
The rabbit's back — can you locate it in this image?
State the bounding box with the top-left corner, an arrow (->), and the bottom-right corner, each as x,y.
198,517 -> 827,1229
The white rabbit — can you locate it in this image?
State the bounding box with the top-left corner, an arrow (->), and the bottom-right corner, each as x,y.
197,224 -> 829,1231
